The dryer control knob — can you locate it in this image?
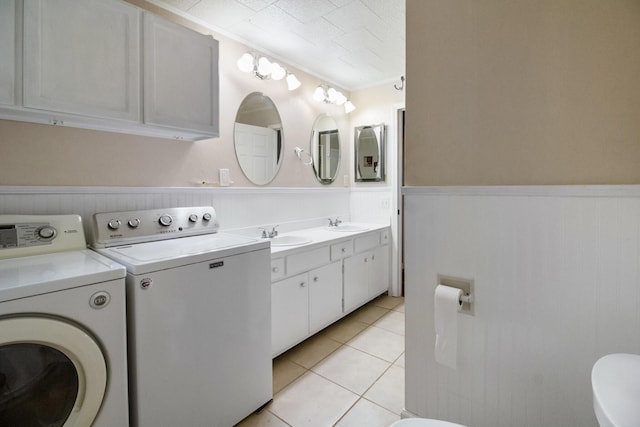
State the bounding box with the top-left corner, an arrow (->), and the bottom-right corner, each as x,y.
36,226 -> 57,240
128,218 -> 141,228
158,214 -> 173,227
107,219 -> 121,230
203,212 -> 212,221
90,291 -> 111,309
188,214 -> 198,223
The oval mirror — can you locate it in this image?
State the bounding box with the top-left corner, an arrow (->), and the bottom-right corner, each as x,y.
355,124 -> 386,182
234,92 -> 283,185
310,114 -> 341,184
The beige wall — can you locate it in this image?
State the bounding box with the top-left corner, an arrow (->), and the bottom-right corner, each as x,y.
0,1 -> 352,187
406,0 -> 640,186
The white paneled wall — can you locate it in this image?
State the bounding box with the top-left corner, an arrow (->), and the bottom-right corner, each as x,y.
404,186 -> 640,427
350,187 -> 393,224
0,186 -> 350,237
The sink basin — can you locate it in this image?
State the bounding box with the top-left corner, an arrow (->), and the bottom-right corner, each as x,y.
325,224 -> 369,232
592,353 -> 640,427
270,235 -> 312,247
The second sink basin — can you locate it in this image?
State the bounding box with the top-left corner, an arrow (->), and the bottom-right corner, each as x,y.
270,235 -> 312,247
325,224 -> 370,232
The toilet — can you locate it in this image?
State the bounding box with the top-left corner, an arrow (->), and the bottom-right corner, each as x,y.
391,418 -> 466,427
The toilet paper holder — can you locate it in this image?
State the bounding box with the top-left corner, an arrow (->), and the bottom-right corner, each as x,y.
438,274 -> 474,315
458,292 -> 473,304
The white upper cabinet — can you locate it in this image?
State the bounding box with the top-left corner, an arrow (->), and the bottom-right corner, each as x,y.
143,13 -> 219,138
0,1 -> 16,106
23,0 -> 141,122
0,0 -> 219,140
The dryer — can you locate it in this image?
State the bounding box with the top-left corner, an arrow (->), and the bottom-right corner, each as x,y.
0,214 -> 129,427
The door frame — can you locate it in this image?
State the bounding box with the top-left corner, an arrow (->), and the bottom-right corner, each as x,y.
390,102 -> 405,296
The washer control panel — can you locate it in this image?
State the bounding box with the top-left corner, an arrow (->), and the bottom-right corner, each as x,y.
90,206 -> 220,248
0,215 -> 86,259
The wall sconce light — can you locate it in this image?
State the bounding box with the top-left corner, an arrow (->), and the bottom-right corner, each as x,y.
313,84 -> 355,114
237,52 -> 300,90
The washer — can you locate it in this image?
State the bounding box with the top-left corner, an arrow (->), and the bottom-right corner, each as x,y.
89,206 -> 272,427
0,214 -> 129,427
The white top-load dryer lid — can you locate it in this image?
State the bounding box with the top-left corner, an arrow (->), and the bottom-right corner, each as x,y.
0,249 -> 126,303
97,233 -> 270,275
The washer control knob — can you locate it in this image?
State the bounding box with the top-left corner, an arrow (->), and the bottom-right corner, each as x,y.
36,226 -> 57,240
128,218 -> 141,228
107,219 -> 121,230
203,212 -> 212,222
158,214 -> 173,227
188,214 -> 198,223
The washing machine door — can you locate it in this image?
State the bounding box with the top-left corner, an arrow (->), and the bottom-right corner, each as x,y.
0,317 -> 107,427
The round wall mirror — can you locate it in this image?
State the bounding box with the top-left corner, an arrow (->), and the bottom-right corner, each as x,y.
310,114 -> 340,184
234,92 -> 283,185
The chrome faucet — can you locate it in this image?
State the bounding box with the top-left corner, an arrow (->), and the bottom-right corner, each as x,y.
261,225 -> 279,238
328,217 -> 342,227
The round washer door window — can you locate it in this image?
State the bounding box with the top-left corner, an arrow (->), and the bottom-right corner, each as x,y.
0,317 -> 107,426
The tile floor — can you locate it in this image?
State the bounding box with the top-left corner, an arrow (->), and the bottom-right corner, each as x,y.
236,295 -> 405,427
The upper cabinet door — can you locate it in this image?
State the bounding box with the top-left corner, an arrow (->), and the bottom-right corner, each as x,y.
143,13 -> 219,138
0,0 -> 16,106
22,0 -> 141,122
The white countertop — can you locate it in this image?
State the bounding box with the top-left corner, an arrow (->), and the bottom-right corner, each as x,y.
268,223 -> 389,256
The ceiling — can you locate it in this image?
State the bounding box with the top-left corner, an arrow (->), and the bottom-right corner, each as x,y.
149,0 -> 405,91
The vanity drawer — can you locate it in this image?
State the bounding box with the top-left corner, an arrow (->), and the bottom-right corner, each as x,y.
354,232 -> 380,253
271,257 -> 285,281
330,240 -> 353,261
381,229 -> 390,245
286,246 -> 330,276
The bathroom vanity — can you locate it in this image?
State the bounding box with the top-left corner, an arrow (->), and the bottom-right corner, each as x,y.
270,224 -> 390,356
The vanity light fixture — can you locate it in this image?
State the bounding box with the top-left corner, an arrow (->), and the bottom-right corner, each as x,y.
237,52 -> 300,90
313,84 -> 355,114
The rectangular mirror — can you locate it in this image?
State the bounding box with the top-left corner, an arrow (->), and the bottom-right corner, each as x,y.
354,124 -> 386,182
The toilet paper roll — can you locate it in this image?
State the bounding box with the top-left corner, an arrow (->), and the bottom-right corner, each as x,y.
434,284 -> 463,369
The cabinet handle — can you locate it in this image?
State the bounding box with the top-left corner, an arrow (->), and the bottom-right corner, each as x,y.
313,276 -> 319,282
341,248 -> 346,252
364,257 -> 368,263
300,282 -> 306,287
272,267 -> 279,272
372,255 -> 375,261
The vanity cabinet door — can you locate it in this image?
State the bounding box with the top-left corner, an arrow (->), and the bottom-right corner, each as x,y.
271,273 -> 308,356
343,252 -> 371,313
143,13 -> 219,138
370,244 -> 390,296
308,262 -> 343,334
23,0 -> 141,121
0,1 -> 16,106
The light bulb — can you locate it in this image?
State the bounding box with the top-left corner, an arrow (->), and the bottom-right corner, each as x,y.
237,53 -> 254,73
256,56 -> 272,77
286,73 -> 301,90
327,87 -> 338,103
344,100 -> 356,113
313,86 -> 326,102
335,92 -> 347,105
270,63 -> 286,80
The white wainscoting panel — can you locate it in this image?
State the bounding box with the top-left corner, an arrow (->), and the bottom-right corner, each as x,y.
0,186 -> 350,237
403,186 -> 640,427
350,187 -> 392,224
